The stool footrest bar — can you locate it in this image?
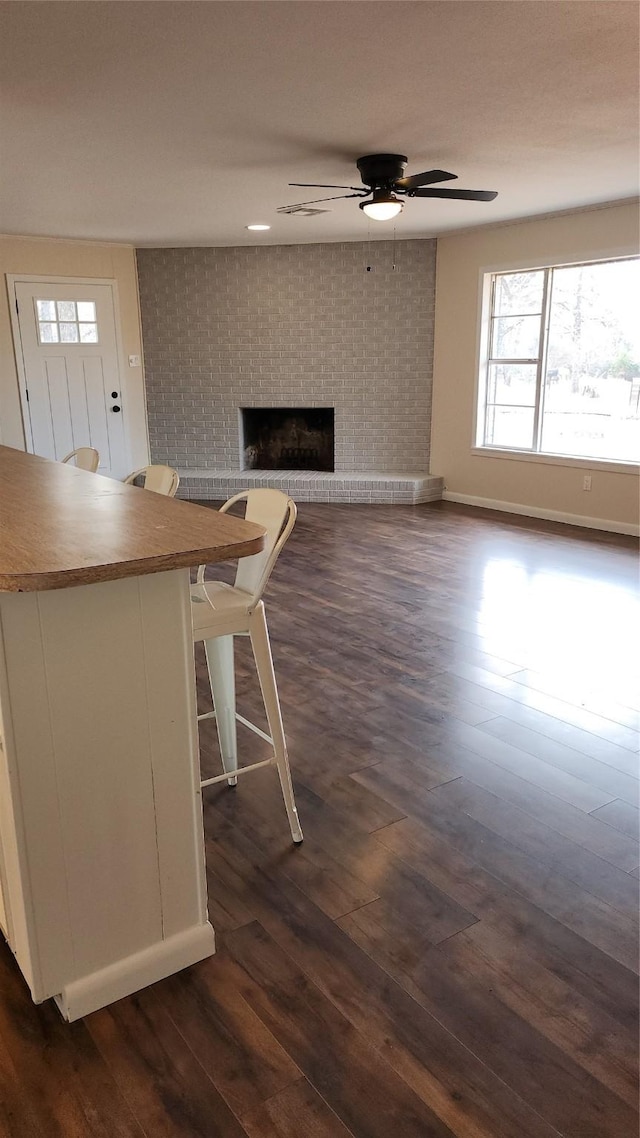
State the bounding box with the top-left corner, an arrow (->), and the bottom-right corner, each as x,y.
234,713 -> 273,745
200,756 -> 276,789
197,710 -> 273,748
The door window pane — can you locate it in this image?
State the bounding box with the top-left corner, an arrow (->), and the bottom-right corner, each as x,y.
79,323 -> 98,343
38,322 -> 59,343
59,322 -> 79,342
36,299 -> 56,320
57,300 -> 76,321
77,301 -> 96,321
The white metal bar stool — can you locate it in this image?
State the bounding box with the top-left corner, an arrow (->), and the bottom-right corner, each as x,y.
61,447 -> 100,472
123,465 -> 180,496
192,488 -> 302,844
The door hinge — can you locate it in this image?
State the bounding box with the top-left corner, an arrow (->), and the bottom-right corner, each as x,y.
15,299 -> 19,314
25,389 -> 29,402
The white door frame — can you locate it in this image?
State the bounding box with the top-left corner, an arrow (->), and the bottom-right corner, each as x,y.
7,274 -> 133,470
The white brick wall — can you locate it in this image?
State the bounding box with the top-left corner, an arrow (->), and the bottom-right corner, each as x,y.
136,239 -> 436,473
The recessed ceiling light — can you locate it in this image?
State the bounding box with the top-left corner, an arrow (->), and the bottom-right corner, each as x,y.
246,224 -> 271,231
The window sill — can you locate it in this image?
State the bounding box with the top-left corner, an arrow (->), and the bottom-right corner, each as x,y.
471,448 -> 639,475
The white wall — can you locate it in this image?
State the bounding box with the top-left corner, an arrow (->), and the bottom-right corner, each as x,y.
0,236 -> 149,468
431,202 -> 640,533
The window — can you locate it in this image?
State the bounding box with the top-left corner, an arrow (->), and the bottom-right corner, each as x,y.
36,299 -> 98,344
477,257 -> 640,463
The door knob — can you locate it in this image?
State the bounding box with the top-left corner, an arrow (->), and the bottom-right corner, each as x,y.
111,405 -> 121,413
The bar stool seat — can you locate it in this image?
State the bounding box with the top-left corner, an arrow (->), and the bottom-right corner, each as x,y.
191,580 -> 253,637
192,489 -> 303,844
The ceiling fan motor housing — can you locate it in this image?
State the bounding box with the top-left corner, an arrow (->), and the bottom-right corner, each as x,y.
356,153 -> 408,188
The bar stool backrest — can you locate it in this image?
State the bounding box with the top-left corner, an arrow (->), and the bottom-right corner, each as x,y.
199,488 -> 296,606
123,465 -> 180,497
61,447 -> 100,472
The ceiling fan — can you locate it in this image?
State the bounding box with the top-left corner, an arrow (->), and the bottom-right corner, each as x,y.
283,153 -> 497,220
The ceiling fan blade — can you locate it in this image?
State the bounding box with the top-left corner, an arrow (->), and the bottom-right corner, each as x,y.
395,169 -> 457,190
411,187 -> 498,201
289,183 -> 364,190
279,192 -> 367,207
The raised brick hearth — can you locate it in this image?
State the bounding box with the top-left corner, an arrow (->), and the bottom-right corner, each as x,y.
177,468 -> 443,504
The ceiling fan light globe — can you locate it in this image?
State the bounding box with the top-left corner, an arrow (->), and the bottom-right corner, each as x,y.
360,195 -> 403,221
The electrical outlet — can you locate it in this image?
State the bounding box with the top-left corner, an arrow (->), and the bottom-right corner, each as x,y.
583,473 -> 592,491
128,354 -> 141,368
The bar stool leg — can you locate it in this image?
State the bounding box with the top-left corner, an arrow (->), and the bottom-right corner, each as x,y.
248,603 -> 303,843
204,635 -> 238,786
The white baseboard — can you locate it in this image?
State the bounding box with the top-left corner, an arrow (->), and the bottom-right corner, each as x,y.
53,923 -> 216,1022
442,492 -> 639,537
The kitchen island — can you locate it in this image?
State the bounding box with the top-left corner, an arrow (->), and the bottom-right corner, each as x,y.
0,446 -> 264,1020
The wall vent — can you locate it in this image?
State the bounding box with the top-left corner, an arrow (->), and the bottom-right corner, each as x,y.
276,205 -> 332,217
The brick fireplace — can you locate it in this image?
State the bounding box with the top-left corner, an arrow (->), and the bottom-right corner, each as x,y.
136,239 -> 443,503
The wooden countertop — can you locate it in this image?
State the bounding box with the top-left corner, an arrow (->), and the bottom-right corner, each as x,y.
0,447 -> 265,592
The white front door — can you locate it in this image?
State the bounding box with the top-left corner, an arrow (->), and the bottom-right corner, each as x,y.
13,280 -> 129,478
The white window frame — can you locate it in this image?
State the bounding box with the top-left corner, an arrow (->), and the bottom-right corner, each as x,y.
473,254 -> 640,473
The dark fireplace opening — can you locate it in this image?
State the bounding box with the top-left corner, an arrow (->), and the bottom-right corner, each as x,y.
241,408 -> 334,471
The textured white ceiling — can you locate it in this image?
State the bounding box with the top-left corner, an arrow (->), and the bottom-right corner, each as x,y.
1,1 -> 638,246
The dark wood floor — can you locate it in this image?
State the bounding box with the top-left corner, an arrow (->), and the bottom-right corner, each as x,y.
1,501 -> 638,1138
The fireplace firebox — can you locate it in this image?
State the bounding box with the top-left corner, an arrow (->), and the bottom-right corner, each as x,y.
241,408 -> 334,471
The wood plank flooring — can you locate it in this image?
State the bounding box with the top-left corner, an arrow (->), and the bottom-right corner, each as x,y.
1,501 -> 638,1138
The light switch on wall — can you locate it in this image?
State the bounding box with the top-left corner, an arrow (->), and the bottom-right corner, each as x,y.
128,354 -> 141,368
